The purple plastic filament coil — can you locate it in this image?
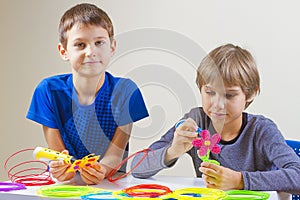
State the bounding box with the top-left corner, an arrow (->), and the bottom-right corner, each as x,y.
0,182 -> 26,192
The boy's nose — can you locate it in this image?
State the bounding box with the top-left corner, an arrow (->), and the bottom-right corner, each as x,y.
212,96 -> 225,109
86,46 -> 96,57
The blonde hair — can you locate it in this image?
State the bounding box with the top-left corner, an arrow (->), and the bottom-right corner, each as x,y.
58,3 -> 114,49
196,44 -> 260,108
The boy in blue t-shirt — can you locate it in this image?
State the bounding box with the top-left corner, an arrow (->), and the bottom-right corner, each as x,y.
27,3 -> 148,185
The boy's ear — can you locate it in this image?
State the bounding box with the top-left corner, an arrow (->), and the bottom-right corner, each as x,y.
58,43 -> 69,61
246,93 -> 256,103
110,39 -> 116,56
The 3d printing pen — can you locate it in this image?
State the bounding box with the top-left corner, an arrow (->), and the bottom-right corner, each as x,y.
175,119 -> 202,134
33,146 -> 100,172
33,146 -> 76,164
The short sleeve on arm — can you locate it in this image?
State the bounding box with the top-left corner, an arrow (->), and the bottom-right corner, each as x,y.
129,88 -> 149,121
112,79 -> 149,126
26,79 -> 58,128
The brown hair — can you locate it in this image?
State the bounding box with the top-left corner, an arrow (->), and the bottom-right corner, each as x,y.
196,43 -> 260,108
59,3 -> 114,49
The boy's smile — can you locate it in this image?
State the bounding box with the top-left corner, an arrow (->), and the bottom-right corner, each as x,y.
82,61 -> 101,64
211,112 -> 227,119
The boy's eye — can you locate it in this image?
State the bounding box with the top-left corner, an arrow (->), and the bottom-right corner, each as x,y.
225,93 -> 235,99
95,40 -> 105,46
75,43 -> 85,48
206,91 -> 216,96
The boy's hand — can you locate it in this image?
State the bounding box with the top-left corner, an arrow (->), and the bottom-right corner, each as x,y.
199,162 -> 244,190
165,118 -> 198,162
49,150 -> 76,182
79,162 -> 106,185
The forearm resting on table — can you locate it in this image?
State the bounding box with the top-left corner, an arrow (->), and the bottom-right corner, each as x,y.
100,124 -> 131,176
100,151 -> 125,177
131,147 -> 177,179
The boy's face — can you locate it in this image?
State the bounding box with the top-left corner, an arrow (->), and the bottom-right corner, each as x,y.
58,24 -> 115,78
201,83 -> 253,128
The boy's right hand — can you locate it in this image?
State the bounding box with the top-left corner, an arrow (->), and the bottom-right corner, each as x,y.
48,150 -> 76,182
165,118 -> 198,163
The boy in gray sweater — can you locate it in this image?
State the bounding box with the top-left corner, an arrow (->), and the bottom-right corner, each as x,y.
131,43 -> 300,194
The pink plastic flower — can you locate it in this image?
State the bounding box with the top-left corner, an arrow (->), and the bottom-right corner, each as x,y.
192,130 -> 221,157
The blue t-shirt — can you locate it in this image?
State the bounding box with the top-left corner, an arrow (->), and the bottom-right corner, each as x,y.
27,72 -> 149,161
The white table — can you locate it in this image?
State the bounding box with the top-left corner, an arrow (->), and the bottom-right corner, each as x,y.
0,175 -> 291,200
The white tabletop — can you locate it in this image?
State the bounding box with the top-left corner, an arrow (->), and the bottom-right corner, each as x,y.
0,175 -> 291,200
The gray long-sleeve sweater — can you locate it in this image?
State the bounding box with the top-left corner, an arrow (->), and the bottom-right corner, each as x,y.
131,107 -> 300,194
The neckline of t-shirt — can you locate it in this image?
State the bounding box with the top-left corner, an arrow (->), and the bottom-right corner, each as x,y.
71,73 -> 108,108
219,113 -> 247,145
203,110 -> 247,145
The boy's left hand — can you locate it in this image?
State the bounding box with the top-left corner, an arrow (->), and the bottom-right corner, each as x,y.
79,162 -> 106,185
199,162 -> 244,190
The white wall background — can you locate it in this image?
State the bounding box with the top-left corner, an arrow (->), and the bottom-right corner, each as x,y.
1,0 -> 300,181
